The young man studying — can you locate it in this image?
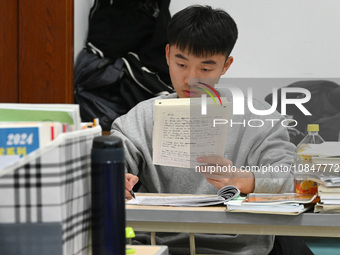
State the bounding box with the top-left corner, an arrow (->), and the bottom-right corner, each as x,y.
111,5 -> 312,255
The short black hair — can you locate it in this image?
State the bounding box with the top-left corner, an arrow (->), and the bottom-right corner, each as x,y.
167,5 -> 238,58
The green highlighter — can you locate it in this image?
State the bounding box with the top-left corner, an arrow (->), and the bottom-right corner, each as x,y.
126,227 -> 136,254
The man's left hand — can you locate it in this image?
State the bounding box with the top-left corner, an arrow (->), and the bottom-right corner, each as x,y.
197,156 -> 255,194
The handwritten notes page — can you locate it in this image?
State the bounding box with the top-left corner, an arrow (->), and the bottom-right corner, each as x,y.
152,97 -> 231,168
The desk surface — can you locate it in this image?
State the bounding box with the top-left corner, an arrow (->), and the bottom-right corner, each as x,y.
126,204 -> 340,237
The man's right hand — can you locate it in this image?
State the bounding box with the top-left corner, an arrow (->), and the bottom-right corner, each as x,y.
125,173 -> 139,199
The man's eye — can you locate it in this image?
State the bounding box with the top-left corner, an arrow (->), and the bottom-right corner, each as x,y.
177,63 -> 186,68
202,68 -> 211,72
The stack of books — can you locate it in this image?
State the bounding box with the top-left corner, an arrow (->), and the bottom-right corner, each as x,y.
0,103 -> 81,130
314,179 -> 340,213
302,144 -> 340,213
0,122 -> 69,157
226,193 -> 319,215
0,103 -> 82,170
296,142 -> 340,213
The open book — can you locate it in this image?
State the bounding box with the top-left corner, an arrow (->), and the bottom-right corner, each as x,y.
126,185 -> 240,207
152,97 -> 232,168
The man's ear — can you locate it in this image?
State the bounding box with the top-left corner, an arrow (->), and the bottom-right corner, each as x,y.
165,44 -> 170,66
222,56 -> 234,75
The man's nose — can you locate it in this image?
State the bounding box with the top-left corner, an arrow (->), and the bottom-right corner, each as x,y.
184,68 -> 200,86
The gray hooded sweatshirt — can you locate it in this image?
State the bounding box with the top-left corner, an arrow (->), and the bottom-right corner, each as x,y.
111,93 -> 295,255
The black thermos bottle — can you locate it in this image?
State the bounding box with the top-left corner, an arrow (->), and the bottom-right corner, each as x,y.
91,136 -> 125,255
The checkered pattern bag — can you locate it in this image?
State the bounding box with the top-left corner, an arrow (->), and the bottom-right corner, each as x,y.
0,126 -> 101,255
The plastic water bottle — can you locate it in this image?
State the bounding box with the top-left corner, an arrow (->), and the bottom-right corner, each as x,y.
91,136 -> 125,255
294,124 -> 325,195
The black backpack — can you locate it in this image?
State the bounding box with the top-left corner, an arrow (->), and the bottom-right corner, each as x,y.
74,47 -> 174,131
74,0 -> 174,131
87,0 -> 170,83
265,80 -> 340,144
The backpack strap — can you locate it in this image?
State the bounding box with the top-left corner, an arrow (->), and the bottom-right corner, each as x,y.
121,55 -> 154,95
121,52 -> 174,95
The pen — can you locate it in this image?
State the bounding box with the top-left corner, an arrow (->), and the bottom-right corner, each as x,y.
130,190 -> 136,199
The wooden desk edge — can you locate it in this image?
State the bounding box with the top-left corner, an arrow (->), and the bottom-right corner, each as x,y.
127,220 -> 340,238
127,199 -> 340,237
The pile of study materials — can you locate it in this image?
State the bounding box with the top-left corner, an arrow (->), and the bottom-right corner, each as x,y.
226,193 -> 319,215
314,177 -> 340,213
0,103 -> 82,170
297,141 -> 340,213
298,142 -> 340,178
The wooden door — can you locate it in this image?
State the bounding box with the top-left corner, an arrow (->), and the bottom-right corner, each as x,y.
0,0 -> 74,104
0,0 -> 19,102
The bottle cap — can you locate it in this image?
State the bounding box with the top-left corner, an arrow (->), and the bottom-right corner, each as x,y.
307,124 -> 319,132
92,136 -> 123,149
91,136 -> 124,163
